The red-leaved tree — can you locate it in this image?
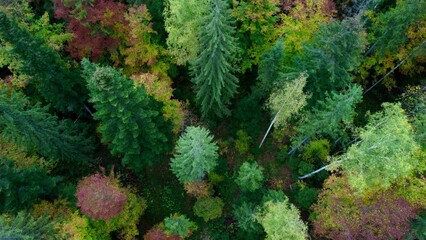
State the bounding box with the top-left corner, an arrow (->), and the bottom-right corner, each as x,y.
75,170 -> 127,220
53,0 -> 128,61
312,175 -> 417,240
143,225 -> 181,240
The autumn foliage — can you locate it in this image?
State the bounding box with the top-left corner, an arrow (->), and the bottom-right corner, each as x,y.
312,175 -> 417,240
75,170 -> 127,220
53,0 -> 128,61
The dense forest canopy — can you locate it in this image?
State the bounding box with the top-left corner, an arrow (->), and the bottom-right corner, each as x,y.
0,0 -> 425,239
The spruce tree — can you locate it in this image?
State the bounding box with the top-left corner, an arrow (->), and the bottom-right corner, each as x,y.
82,59 -> 173,171
235,162 -> 265,192
292,84 -> 363,145
0,211 -> 58,239
0,13 -> 86,113
0,89 -> 94,173
191,0 -> 239,118
0,159 -> 59,213
170,126 -> 219,183
285,18 -> 365,102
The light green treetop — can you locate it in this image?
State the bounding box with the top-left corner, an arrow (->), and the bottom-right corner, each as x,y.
164,0 -> 210,65
256,198 -> 308,240
171,126 -> 219,183
235,161 -> 265,192
341,102 -> 420,194
267,73 -> 309,130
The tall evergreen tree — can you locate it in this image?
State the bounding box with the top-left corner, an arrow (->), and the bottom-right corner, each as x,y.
292,84 -> 363,145
191,0 -> 239,118
0,211 -> 58,239
170,126 -> 219,183
0,159 -> 59,213
285,18 -> 365,102
0,13 -> 86,113
82,59 -> 173,171
257,39 -> 285,96
0,89 -> 94,173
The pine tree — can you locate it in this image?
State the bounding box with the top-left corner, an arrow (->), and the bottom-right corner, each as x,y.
257,39 -> 285,95
0,211 -> 58,239
292,84 -> 363,145
163,214 -> 197,238
285,18 -> 365,102
170,126 -> 219,183
82,59 -> 173,171
191,0 -> 239,118
0,158 -> 59,213
0,13 -> 86,113
0,89 -> 94,173
235,162 -> 265,192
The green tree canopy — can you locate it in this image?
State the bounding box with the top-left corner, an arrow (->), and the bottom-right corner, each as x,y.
0,159 -> 59,213
267,73 -> 309,130
191,0 -> 239,118
0,89 -> 94,173
285,18 -> 365,102
0,212 -> 58,239
235,161 -> 265,192
256,198 -> 308,240
292,84 -> 363,146
164,0 -> 210,65
0,13 -> 85,113
163,213 -> 197,238
232,0 -> 281,71
233,201 -> 261,232
82,59 -> 173,171
171,126 -> 219,183
340,102 -> 420,194
193,196 -> 224,222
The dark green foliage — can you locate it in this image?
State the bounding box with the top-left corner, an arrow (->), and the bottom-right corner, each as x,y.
82,59 -> 173,171
193,196 -> 224,222
369,0 -> 426,56
294,187 -> 318,210
293,84 -> 363,145
406,212 -> 426,240
261,190 -> 286,204
235,161 -> 264,192
232,201 -> 261,233
302,139 -> 331,164
0,89 -> 94,172
297,161 -> 315,176
0,159 -> 59,213
191,0 -> 239,118
231,90 -> 264,140
257,39 -> 285,95
0,211 -> 58,239
163,214 -> 197,238
0,13 -> 86,113
285,18 -> 365,101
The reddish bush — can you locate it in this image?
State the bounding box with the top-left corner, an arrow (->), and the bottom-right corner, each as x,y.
53,0 -> 128,61
75,171 -> 127,220
143,226 -> 181,240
